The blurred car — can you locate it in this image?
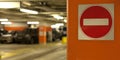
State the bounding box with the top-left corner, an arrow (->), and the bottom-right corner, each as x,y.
0,34 -> 13,43
13,31 -> 34,44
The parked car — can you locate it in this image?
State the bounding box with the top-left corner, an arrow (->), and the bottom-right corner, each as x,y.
13,31 -> 34,44
0,34 -> 13,43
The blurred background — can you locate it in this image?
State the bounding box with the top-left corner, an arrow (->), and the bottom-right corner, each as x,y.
0,0 -> 67,60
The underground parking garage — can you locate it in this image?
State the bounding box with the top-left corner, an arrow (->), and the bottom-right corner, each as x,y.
0,1 -> 67,44
0,22 -> 67,44
0,1 -> 67,60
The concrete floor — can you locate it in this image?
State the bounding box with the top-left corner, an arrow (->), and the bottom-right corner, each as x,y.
0,42 -> 66,60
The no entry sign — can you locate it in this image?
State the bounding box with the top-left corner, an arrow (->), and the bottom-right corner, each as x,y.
78,4 -> 114,40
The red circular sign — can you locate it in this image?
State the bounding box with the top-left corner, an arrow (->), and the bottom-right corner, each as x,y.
80,6 -> 112,38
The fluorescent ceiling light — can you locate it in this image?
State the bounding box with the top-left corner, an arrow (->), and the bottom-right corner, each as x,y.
51,23 -> 64,28
64,20 -> 67,23
1,22 -> 12,24
22,2 -> 31,6
64,17 -> 67,23
0,2 -> 20,8
27,21 -> 39,24
52,14 -> 64,20
51,25 -> 58,28
55,23 -> 64,26
0,19 -> 8,21
20,8 -> 39,14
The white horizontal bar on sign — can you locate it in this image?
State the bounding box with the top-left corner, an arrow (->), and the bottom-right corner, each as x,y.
83,18 -> 109,26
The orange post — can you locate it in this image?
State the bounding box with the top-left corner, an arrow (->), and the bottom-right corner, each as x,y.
68,0 -> 120,60
39,26 -> 47,44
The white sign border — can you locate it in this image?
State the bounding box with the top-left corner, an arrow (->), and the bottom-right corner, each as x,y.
78,4 -> 114,40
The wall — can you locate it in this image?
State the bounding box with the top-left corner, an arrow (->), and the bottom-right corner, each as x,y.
68,0 -> 120,60
4,22 -> 27,31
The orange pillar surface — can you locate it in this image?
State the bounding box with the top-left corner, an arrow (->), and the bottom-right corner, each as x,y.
5,27 -> 26,31
68,0 -> 120,60
39,26 -> 47,44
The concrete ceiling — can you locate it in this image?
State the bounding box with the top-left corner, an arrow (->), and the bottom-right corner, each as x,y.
0,0 -> 66,25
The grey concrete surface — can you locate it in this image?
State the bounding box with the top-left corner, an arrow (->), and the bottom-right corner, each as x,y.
0,42 -> 66,60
